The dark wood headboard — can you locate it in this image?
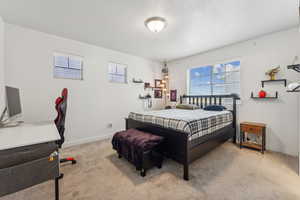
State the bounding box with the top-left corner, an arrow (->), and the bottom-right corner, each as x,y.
180,94 -> 239,108
180,94 -> 240,143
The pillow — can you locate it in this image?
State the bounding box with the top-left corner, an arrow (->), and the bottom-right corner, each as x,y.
203,105 -> 227,111
176,104 -> 199,110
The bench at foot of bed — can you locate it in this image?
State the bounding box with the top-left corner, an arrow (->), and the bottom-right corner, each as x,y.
112,128 -> 164,177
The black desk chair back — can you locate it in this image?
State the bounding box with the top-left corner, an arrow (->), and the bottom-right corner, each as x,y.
55,88 -> 76,165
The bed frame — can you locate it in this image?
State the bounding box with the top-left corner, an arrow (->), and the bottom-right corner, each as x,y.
126,94 -> 239,180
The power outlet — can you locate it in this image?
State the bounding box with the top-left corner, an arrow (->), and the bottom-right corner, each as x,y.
107,123 -> 113,128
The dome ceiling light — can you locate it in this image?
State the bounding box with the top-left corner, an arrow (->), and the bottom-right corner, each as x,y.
145,17 -> 167,33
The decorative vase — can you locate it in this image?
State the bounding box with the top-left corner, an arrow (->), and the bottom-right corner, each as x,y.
259,90 -> 266,98
270,74 -> 275,80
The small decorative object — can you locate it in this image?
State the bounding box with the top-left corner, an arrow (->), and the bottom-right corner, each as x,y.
132,78 -> 144,83
154,90 -> 162,98
170,90 -> 177,102
162,62 -> 168,74
154,79 -> 162,88
287,82 -> 300,92
139,94 -> 152,99
144,82 -> 150,88
265,66 -> 280,80
287,56 -> 300,72
258,90 -> 266,98
251,91 -> 278,99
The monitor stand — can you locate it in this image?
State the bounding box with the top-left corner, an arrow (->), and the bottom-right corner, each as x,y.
0,120 -> 23,128
0,107 -> 23,128
0,107 -> 7,123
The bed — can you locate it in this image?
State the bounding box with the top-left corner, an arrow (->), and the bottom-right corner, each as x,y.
125,94 -> 239,180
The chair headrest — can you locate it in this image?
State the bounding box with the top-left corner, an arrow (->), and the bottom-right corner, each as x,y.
55,97 -> 63,105
61,88 -> 68,99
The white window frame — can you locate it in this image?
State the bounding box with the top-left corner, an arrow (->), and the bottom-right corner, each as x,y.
108,61 -> 128,84
53,52 -> 83,80
187,59 -> 241,96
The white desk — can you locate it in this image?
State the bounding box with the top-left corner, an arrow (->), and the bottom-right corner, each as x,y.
0,121 -> 61,151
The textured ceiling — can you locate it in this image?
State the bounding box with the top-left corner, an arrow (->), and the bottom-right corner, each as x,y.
0,0 -> 298,61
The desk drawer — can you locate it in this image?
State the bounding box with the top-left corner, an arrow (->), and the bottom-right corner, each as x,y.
241,125 -> 262,134
0,155 -> 59,197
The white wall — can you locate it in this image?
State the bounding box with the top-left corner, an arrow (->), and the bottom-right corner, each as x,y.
4,23 -> 163,146
0,17 -> 4,112
168,28 -> 300,156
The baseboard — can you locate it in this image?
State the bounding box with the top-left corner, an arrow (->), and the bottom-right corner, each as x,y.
63,133 -> 113,148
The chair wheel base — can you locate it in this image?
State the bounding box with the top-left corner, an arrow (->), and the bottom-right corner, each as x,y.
60,158 -> 77,165
58,173 -> 64,180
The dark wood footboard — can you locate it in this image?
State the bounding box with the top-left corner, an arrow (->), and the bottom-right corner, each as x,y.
126,118 -> 234,180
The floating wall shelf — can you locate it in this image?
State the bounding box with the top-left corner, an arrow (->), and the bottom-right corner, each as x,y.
261,79 -> 287,88
139,94 -> 152,99
251,92 -> 278,99
287,90 -> 300,93
287,64 -> 300,73
132,78 -> 144,83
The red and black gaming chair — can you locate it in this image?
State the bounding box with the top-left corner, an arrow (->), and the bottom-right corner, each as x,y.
55,88 -> 76,165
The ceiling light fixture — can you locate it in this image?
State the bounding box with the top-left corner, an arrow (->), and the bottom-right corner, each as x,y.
145,17 -> 167,33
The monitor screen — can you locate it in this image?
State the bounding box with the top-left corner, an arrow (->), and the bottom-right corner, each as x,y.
5,86 -> 22,118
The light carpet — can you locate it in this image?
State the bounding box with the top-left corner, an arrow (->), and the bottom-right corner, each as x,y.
1,139 -> 300,200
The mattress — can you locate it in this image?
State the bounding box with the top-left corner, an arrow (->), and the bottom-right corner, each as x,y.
128,109 -> 233,141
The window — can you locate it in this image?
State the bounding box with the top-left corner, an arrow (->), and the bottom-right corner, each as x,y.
108,62 -> 127,83
53,53 -> 83,80
189,60 -> 240,96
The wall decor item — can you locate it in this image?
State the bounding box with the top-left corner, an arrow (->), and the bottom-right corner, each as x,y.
287,64 -> 300,72
287,82 -> 300,92
132,78 -> 144,83
139,94 -> 152,99
154,89 -> 162,98
170,90 -> 177,102
258,90 -> 266,98
265,66 -> 280,80
251,91 -> 278,99
287,56 -> 300,72
154,79 -> 162,88
162,62 -> 168,74
287,56 -> 300,92
144,82 -> 150,88
144,82 -> 155,90
261,79 -> 287,88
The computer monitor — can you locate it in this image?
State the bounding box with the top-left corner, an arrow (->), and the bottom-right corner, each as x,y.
5,86 -> 22,119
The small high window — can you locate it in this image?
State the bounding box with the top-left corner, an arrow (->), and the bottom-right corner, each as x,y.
53,53 -> 83,80
108,62 -> 127,84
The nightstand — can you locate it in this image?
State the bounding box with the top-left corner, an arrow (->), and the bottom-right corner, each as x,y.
240,122 -> 266,154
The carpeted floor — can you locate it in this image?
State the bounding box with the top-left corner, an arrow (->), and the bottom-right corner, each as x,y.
2,139 -> 300,200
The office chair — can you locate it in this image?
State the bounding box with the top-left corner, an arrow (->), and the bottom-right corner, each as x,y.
55,88 -> 77,165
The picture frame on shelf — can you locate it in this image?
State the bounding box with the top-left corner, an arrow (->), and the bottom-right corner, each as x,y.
144,82 -> 150,88
154,79 -> 162,88
170,90 -> 177,102
154,89 -> 163,98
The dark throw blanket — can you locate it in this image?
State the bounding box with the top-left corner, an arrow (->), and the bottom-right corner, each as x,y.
112,129 -> 164,170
